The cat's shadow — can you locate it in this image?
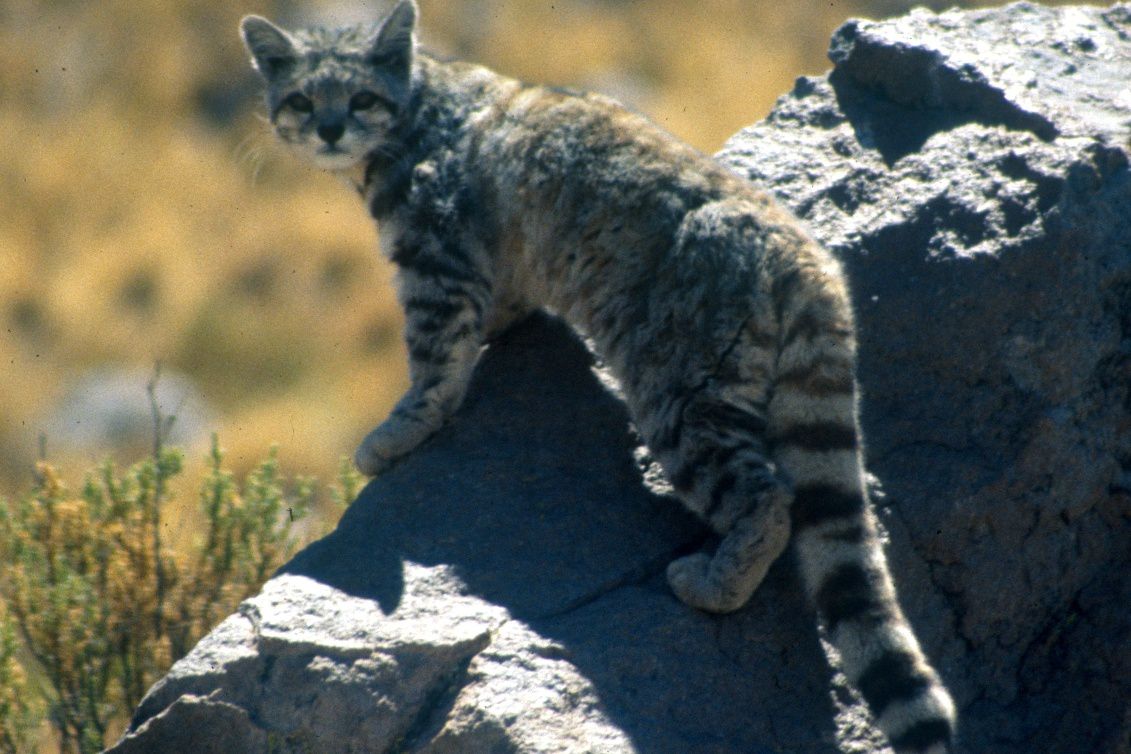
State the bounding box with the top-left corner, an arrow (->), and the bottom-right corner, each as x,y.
281,312 -> 845,754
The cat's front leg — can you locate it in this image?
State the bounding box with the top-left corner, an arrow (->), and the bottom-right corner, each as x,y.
355,250 -> 491,476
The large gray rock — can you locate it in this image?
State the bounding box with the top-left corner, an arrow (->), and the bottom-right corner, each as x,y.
113,3 -> 1131,753
718,3 -> 1131,751
112,315 -> 856,753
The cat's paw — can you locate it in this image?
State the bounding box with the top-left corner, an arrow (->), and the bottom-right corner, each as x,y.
353,439 -> 395,477
353,418 -> 435,476
666,553 -> 743,614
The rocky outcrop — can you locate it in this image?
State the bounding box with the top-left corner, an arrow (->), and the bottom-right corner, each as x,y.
112,3 -> 1131,753
114,315 -> 852,753
717,4 -> 1131,751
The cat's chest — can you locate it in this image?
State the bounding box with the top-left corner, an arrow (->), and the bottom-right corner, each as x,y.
376,217 -> 402,260
335,162 -> 370,196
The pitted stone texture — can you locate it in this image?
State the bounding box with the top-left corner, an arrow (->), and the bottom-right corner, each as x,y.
114,571 -> 503,753
720,3 -> 1131,752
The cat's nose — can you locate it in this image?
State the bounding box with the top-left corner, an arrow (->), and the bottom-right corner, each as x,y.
317,120 -> 345,145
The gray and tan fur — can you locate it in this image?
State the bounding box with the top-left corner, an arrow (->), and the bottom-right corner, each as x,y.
241,3 -> 956,751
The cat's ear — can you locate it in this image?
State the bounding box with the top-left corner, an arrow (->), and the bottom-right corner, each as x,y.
240,16 -> 299,80
366,0 -> 417,75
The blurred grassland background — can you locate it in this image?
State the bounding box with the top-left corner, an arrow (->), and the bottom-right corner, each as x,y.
0,0 -> 1061,528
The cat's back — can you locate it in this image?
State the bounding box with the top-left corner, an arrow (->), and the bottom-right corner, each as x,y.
415,55 -> 751,211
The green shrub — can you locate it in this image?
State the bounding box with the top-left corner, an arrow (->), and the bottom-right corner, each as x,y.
0,606 -> 40,754
0,429 -> 360,753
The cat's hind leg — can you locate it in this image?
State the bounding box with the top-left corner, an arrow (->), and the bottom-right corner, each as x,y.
658,388 -> 793,614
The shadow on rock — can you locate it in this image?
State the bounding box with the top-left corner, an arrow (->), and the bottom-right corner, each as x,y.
282,313 -> 848,754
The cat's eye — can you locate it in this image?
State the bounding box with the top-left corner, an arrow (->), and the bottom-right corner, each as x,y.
283,92 -> 314,113
349,91 -> 383,112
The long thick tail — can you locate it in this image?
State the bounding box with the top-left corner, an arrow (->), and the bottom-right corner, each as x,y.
768,251 -> 957,754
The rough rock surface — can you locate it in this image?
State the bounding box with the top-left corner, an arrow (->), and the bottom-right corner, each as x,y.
113,3 -> 1131,753
717,4 -> 1131,751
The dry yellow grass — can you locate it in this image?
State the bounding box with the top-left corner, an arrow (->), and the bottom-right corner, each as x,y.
1,2 -> 407,505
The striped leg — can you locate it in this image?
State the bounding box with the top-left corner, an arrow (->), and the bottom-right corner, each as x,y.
666,484 -> 791,614
660,390 -> 793,614
355,235 -> 491,476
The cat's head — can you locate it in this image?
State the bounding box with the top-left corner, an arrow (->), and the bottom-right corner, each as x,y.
240,0 -> 417,171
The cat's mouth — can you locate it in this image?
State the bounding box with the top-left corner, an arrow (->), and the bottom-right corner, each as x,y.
311,144 -> 363,170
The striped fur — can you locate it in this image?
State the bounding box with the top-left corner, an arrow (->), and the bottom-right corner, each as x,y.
241,3 -> 957,750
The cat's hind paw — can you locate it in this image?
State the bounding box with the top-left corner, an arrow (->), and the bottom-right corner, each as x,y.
666,553 -> 745,614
